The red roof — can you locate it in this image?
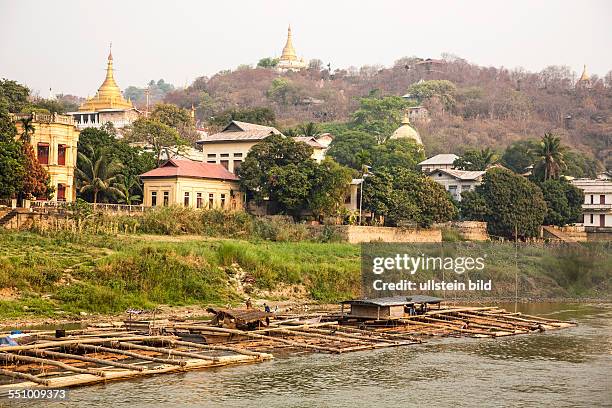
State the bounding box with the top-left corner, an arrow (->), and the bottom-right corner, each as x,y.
140,159 -> 239,181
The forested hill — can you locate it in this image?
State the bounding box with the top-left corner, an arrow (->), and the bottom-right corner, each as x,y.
161,56 -> 611,168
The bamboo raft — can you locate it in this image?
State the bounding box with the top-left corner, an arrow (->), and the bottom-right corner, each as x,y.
0,305 -> 575,390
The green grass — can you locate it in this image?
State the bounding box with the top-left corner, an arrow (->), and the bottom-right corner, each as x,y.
0,230 -> 609,319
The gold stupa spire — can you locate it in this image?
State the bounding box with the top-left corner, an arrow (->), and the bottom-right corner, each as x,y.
579,64 -> 590,82
280,25 -> 298,61
78,43 -> 134,112
401,110 -> 411,125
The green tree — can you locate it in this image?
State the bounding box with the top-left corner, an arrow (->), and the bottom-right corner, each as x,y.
308,159 -> 354,218
0,109 -> 25,198
115,174 -> 143,205
363,167 -> 457,227
238,134 -> 314,210
534,133 -> 566,181
351,96 -> 409,143
75,147 -> 123,204
563,151 -> 599,179
454,148 -> 499,171
257,57 -> 279,68
461,168 -> 547,239
0,79 -> 30,113
267,78 -> 300,105
539,179 -> 584,226
406,80 -> 457,111
327,130 -> 377,170
18,116 -> 35,143
370,139 -> 425,171
151,103 -> 193,129
501,139 -> 539,173
126,118 -> 185,166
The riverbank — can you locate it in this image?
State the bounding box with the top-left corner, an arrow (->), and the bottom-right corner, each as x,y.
0,230 -> 610,324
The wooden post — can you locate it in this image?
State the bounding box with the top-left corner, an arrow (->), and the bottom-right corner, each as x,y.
75,344 -> 186,366
0,352 -> 106,377
27,348 -> 146,372
0,368 -> 50,386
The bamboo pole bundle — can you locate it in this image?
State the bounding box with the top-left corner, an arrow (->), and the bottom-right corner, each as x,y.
26,349 -> 146,372
74,344 -> 186,366
0,353 -> 106,377
113,342 -> 219,362
152,339 -> 271,358
0,368 -> 50,386
0,335 -> 172,352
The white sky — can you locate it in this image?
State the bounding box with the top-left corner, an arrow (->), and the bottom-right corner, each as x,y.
1,0 -> 610,97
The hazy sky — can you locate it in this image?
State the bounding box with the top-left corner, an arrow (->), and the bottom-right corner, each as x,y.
1,0 -> 611,97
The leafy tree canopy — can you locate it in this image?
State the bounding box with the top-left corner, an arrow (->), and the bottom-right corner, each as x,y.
257,57 -> 279,68
351,96 -> 409,143
539,179 -> 584,226
327,130 -> 377,170
125,118 -> 186,166
501,139 -> 539,173
210,107 -> 276,127
406,80 -> 457,110
454,147 -> 499,171
363,167 -> 457,227
460,168 -> 547,239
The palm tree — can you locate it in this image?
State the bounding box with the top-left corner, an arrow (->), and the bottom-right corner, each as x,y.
116,174 -> 143,205
20,116 -> 35,143
75,147 -> 123,205
298,122 -> 320,137
535,133 -> 566,180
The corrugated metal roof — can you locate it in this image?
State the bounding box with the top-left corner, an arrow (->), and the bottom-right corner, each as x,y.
418,154 -> 459,166
196,120 -> 283,144
341,295 -> 442,306
430,168 -> 486,181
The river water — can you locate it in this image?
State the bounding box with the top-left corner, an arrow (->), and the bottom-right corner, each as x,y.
16,303 -> 612,408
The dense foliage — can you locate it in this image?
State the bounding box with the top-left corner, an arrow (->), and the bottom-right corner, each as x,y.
460,168 -> 547,239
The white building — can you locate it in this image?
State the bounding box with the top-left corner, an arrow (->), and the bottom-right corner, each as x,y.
570,178 -> 612,228
427,169 -> 486,201
418,154 -> 459,173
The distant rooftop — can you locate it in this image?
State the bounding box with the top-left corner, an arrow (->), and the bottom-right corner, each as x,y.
418,154 -> 459,166
196,120 -> 282,144
430,168 -> 486,181
293,136 -> 325,149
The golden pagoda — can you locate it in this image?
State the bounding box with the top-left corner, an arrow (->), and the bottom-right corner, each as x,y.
277,25 -> 307,71
69,45 -> 139,130
576,64 -> 592,89
78,46 -> 134,112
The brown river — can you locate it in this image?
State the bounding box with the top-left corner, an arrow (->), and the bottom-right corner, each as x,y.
12,303 -> 612,408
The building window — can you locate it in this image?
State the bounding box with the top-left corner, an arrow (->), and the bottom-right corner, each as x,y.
233,160 -> 242,172
590,195 -> 594,204
220,153 -> 230,158
207,160 -> 216,164
461,184 -> 471,192
184,192 -> 190,207
207,153 -> 216,158
37,143 -> 49,165
600,195 -> 606,205
448,185 -> 458,198
163,191 -> 169,206
220,193 -> 226,209
233,153 -> 243,158
151,191 -> 157,207
220,160 -> 229,170
57,144 -> 66,166
57,184 -> 66,201
196,193 -> 203,208
590,214 -> 594,224
208,193 -> 214,209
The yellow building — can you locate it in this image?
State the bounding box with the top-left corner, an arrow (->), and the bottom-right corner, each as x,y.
68,47 -> 140,130
13,112 -> 80,202
140,159 -> 243,210
277,25 -> 307,72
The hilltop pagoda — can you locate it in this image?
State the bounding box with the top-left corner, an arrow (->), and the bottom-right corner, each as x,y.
277,25 -> 307,72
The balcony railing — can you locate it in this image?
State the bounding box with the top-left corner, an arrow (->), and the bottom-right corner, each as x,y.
582,203 -> 612,210
10,112 -> 75,126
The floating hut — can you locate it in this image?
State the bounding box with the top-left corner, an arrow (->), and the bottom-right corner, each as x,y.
340,295 -> 442,320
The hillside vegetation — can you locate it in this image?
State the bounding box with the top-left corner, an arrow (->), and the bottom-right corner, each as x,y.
162,56 -> 611,167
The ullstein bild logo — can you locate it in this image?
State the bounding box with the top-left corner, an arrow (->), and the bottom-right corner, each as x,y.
363,249 -> 492,293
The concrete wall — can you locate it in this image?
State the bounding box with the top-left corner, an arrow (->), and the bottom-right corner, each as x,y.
444,221 -> 490,241
310,225 -> 442,243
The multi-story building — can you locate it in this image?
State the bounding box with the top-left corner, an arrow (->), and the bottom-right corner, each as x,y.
571,178 -> 612,228
13,112 -> 80,202
427,169 -> 485,201
196,121 -> 327,172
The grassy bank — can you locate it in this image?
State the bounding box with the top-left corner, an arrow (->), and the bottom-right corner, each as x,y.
0,230 -> 609,319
